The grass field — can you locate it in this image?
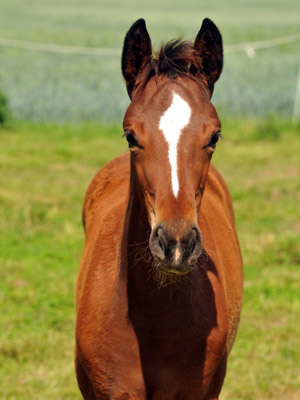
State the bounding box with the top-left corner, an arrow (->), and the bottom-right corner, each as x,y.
1,119 -> 299,399
0,0 -> 299,122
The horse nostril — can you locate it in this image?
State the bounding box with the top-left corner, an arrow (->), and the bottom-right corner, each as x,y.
157,227 -> 167,251
187,226 -> 202,263
191,240 -> 196,255
150,226 -> 167,260
150,223 -> 202,265
158,239 -> 164,252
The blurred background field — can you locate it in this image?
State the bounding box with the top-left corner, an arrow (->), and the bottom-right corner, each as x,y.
0,0 -> 300,122
0,1 -> 300,399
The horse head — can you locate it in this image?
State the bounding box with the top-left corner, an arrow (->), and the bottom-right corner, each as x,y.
122,18 -> 223,277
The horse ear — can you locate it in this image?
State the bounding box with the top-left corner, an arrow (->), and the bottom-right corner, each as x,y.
191,18 -> 223,95
122,19 -> 152,98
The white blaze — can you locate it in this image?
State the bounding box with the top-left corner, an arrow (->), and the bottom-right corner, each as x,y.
159,93 -> 191,197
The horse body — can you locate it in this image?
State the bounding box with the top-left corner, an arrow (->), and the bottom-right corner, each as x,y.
75,18 -> 243,400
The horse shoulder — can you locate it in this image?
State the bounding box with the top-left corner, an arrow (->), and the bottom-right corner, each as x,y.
82,152 -> 130,231
76,153 -> 130,308
76,153 -> 147,396
200,164 -> 243,352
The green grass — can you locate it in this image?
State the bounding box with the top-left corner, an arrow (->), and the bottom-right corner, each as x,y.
0,0 -> 299,122
0,119 -> 299,399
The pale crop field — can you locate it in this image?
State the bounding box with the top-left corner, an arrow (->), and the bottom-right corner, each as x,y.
0,0 -> 299,122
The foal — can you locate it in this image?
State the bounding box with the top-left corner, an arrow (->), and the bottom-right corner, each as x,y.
75,18 -> 243,400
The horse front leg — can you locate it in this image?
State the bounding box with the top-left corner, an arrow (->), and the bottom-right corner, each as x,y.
203,357 -> 227,400
75,355 -> 97,400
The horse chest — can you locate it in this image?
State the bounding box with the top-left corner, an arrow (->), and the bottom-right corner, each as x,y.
97,319 -> 226,399
124,291 -> 228,399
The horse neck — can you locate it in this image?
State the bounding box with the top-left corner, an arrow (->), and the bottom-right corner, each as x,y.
125,159 -> 196,318
125,163 -> 154,305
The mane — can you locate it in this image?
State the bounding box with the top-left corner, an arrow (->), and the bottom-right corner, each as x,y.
140,39 -> 198,84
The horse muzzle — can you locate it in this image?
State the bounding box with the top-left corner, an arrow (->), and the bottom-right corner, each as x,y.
149,222 -> 203,275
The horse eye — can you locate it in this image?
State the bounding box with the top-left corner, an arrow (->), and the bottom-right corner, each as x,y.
208,132 -> 222,148
126,133 -> 139,148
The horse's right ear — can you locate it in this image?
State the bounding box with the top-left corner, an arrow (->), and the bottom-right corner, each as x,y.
122,19 -> 152,98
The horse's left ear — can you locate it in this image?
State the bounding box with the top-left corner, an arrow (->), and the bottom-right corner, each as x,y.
122,19 -> 152,98
191,18 -> 223,95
